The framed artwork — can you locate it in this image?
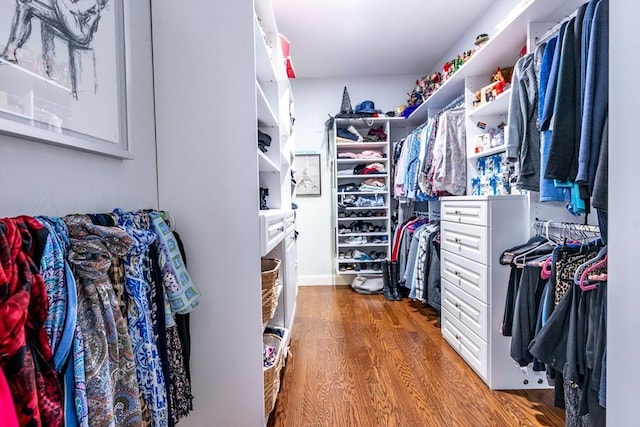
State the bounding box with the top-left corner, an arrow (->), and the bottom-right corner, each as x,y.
0,0 -> 131,158
294,153 -> 321,196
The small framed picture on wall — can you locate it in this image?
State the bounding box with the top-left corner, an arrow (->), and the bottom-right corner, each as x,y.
293,153 -> 321,196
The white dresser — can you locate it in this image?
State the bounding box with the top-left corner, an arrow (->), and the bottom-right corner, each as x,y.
440,195 -> 549,389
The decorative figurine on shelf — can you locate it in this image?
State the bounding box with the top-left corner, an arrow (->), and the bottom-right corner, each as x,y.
443,60 -> 455,80
418,72 -> 442,99
489,66 -> 514,98
473,66 -> 514,107
260,187 -> 270,210
407,84 -> 423,107
461,49 -> 475,64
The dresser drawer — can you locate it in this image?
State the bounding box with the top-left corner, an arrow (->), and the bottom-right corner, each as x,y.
284,211 -> 296,235
442,279 -> 488,341
442,308 -> 488,380
260,211 -> 285,255
441,221 -> 488,265
441,200 -> 488,226
441,250 -> 488,302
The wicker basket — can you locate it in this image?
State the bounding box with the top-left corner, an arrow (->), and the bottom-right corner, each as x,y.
263,332 -> 285,416
261,258 -> 281,324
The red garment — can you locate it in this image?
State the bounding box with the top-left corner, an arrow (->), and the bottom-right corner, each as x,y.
0,368 -> 19,427
0,217 -> 62,427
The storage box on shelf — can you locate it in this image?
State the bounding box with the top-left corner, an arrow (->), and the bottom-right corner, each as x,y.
333,118 -> 392,277
440,195 -> 549,389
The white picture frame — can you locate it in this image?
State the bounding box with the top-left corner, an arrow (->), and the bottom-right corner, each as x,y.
294,153 -> 321,196
0,0 -> 132,158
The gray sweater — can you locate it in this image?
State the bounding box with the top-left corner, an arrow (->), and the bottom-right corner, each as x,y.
506,53 -> 540,191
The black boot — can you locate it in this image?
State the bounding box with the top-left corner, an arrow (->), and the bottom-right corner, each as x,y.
381,260 -> 395,301
390,261 -> 402,301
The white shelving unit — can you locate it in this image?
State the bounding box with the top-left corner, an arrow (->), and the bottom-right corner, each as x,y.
333,117 -> 392,277
427,0 -> 587,391
399,0 -> 584,128
151,0 -> 297,425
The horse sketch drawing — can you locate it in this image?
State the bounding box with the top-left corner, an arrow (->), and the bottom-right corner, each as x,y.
1,0 -> 109,99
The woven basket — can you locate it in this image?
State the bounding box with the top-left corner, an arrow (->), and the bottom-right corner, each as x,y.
261,258 -> 281,324
263,332 -> 285,416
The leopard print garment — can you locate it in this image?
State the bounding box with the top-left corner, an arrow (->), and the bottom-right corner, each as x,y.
554,249 -> 601,307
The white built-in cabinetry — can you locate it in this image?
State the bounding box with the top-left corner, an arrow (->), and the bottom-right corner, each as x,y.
332,118 -> 393,276
440,195 -> 549,389
390,0 -> 584,388
151,0 -> 296,425
399,0 -> 583,195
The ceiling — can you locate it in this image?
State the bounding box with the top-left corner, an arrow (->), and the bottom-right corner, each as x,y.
272,0 -> 496,79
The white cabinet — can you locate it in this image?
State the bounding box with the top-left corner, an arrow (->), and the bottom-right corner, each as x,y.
440,195 -> 549,389
332,118 -> 392,275
152,0 -> 297,424
260,210 -> 286,255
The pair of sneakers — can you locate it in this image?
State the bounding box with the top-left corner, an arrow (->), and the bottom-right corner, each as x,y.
344,236 -> 367,244
353,249 -> 373,261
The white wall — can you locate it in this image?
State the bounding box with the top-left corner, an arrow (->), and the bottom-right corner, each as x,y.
608,0 -> 639,424
0,2 -> 158,218
291,75 -> 414,285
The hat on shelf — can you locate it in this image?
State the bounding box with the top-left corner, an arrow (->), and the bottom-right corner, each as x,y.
355,100 -> 379,114
475,33 -> 489,46
339,86 -> 354,115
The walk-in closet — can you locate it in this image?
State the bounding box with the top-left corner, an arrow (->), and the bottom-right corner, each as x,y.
0,0 -> 635,426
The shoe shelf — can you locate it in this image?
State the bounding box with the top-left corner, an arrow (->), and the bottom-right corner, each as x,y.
337,267 -> 383,274
337,216 -> 389,221
337,243 -> 389,248
333,119 -> 393,278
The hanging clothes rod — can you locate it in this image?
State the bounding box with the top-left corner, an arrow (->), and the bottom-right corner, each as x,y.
439,94 -> 465,114
422,93 -> 465,127
535,7 -> 579,46
533,219 -> 600,237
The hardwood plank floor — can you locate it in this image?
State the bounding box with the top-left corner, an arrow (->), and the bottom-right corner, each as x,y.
268,286 -> 565,427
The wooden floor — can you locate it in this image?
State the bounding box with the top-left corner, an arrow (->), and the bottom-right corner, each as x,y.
268,286 -> 565,427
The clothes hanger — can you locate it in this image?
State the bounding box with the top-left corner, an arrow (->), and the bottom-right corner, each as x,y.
540,256 -> 553,280
512,239 -> 555,268
579,253 -> 608,291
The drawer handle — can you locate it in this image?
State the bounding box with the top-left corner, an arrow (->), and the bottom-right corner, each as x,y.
454,271 -> 460,276
454,237 -> 461,243
455,334 -> 461,340
454,303 -> 461,308
454,210 -> 461,215
277,226 -> 285,232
